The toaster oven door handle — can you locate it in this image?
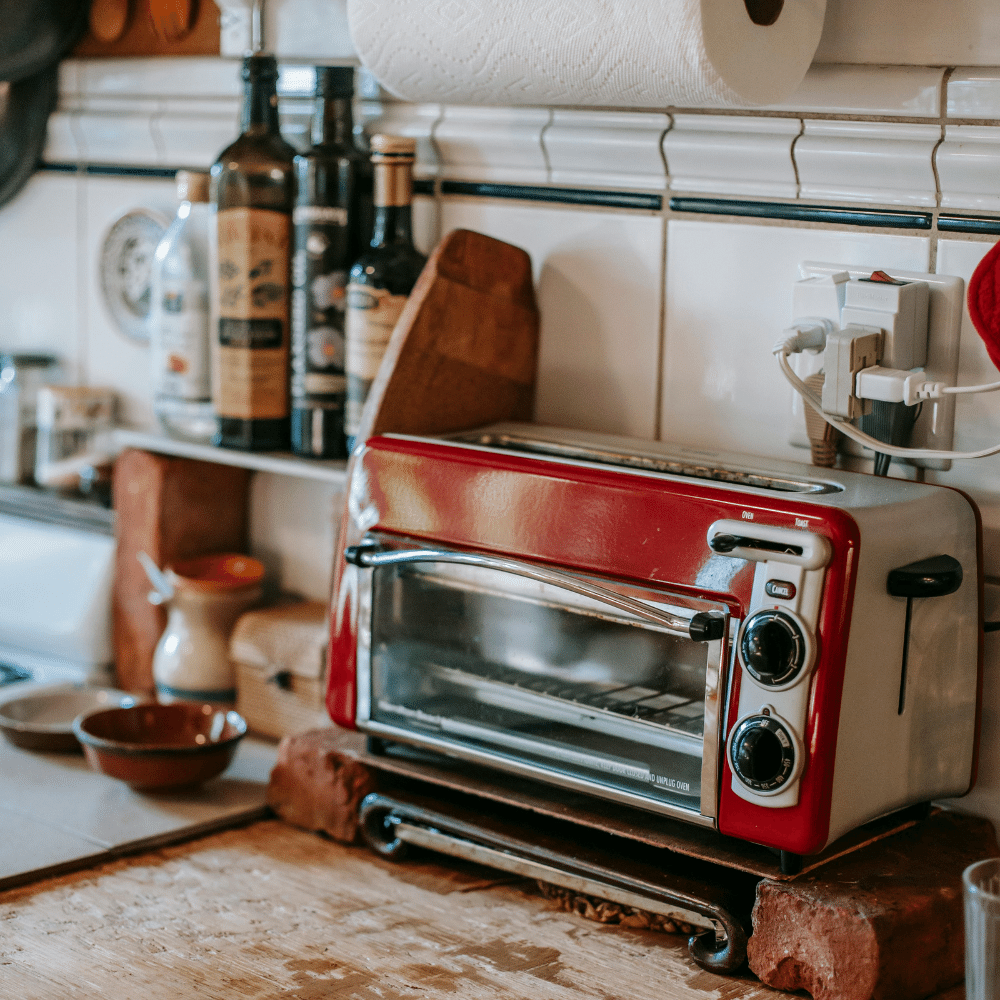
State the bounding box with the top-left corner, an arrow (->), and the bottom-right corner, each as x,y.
344,543 -> 726,642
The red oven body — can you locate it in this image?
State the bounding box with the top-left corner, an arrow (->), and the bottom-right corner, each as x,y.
328,425 -> 982,858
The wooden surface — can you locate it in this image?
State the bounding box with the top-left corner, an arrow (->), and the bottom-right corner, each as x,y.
355,228 -> 540,444
0,819 -> 968,1000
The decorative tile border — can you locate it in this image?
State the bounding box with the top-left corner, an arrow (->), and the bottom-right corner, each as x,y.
938,215 -> 1000,236
947,69 -> 1000,120
543,110 -> 669,191
664,115 -> 799,199
434,106 -> 551,186
936,125 -> 1000,212
669,197 -> 934,230
441,180 -> 662,211
794,120 -> 941,207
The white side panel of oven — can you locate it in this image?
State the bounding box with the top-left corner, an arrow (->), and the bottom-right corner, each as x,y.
729,556 -> 827,809
824,490 -> 980,847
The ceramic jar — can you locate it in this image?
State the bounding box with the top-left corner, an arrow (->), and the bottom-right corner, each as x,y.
152,553 -> 264,704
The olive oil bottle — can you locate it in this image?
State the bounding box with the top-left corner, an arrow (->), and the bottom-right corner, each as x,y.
343,135 -> 426,449
210,53 -> 296,451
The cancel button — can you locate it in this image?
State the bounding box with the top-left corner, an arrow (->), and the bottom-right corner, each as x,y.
765,579 -> 796,600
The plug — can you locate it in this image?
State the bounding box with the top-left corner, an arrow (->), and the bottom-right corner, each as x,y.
855,367 -> 948,406
821,325 -> 884,419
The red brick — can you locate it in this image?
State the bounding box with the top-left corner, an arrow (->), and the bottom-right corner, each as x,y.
267,728 -> 378,844
748,810 -> 997,1000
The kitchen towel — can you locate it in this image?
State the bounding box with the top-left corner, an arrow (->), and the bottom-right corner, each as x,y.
347,0 -> 827,109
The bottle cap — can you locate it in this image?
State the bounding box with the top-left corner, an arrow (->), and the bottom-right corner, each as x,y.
316,66 -> 355,98
176,170 -> 210,204
370,134 -> 417,163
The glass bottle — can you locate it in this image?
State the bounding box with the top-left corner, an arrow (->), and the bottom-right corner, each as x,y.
289,66 -> 371,459
150,170 -> 216,444
210,53 -> 296,452
343,134 -> 426,450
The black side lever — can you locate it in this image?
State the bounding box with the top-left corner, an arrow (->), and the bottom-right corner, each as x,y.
887,555 -> 963,598
886,555 -> 963,715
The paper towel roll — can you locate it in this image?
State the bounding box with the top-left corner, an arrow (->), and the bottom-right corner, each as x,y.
348,0 -> 827,109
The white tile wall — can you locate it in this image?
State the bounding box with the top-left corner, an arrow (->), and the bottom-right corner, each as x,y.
83,176 -> 176,430
795,121 -> 941,207
948,68 -> 1000,119
664,115 -> 799,199
0,173 -> 82,376
440,198 -> 663,440
937,126 -> 1000,212
544,111 -> 669,192
360,102 -> 442,180
435,107 -> 551,185
661,221 -> 932,461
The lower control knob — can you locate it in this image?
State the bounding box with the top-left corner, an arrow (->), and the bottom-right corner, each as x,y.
729,715 -> 796,793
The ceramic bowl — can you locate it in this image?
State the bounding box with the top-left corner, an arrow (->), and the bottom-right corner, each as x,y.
0,685 -> 140,752
73,702 -> 247,790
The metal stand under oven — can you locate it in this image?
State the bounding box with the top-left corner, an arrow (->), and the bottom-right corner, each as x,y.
343,734 -> 933,976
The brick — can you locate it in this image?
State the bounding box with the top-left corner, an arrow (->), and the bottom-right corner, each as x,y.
266,728 -> 378,844
112,448 -> 251,693
748,810 -> 998,1000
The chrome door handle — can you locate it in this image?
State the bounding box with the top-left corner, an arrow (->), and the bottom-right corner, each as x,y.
344,542 -> 725,642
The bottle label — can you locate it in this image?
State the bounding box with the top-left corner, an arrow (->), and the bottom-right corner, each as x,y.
343,284 -> 408,436
154,281 -> 210,401
214,207 -> 290,421
290,215 -> 350,412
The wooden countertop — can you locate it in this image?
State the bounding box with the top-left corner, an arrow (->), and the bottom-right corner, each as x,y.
0,818 -> 967,1000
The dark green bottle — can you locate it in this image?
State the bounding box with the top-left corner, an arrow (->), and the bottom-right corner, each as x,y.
290,67 -> 372,459
210,53 -> 296,452
343,135 -> 426,449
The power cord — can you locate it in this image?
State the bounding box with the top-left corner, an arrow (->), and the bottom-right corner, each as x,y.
775,337 -> 1000,461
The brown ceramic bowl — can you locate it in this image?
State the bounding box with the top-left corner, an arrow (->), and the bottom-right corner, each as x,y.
73,702 -> 247,790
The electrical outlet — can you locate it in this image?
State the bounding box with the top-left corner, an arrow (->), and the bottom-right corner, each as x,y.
787,262 -> 965,472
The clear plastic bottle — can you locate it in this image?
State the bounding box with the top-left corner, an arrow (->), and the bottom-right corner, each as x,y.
150,170 -> 216,443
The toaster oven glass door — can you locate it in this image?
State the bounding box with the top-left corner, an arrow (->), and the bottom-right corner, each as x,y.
353,537 -> 733,826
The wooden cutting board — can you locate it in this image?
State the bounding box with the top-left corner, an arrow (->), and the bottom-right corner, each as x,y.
352,228 -> 540,442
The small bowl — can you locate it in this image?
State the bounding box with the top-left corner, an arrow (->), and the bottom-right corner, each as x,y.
0,685 -> 140,752
73,703 -> 247,790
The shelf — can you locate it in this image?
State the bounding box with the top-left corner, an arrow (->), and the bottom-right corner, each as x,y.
114,430 -> 349,485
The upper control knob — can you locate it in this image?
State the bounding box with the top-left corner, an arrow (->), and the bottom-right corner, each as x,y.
740,609 -> 807,686
729,715 -> 796,792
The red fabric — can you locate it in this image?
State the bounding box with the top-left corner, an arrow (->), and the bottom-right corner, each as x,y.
968,239 -> 1000,374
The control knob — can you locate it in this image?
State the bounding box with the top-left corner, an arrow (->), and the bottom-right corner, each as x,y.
740,608 -> 808,686
729,715 -> 796,793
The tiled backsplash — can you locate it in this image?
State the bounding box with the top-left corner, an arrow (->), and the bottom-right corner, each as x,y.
4,52 -> 1000,828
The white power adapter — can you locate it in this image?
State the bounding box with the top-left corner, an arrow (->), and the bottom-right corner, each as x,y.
840,276 -> 929,370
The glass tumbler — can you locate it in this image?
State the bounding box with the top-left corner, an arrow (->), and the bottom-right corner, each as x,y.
965,858 -> 1000,1000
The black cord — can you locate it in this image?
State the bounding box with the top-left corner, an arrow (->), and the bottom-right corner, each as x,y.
985,621 -> 1000,632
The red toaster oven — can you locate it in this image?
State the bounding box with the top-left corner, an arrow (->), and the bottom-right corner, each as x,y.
328,423 -> 982,861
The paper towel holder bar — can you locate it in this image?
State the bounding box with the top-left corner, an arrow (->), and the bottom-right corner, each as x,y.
744,0 -> 783,25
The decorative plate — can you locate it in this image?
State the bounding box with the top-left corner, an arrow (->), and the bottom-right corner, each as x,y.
99,207 -> 170,343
